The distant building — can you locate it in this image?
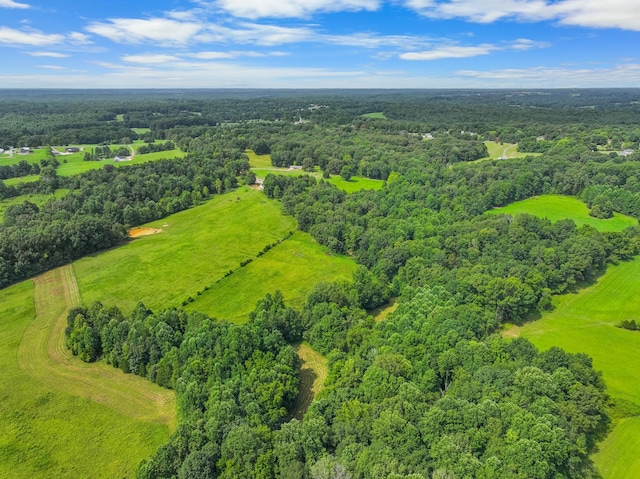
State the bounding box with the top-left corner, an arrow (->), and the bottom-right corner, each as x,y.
621,149 -> 635,156
114,156 -> 126,162
0,148 -> 4,154
20,147 -> 31,154
66,147 -> 80,153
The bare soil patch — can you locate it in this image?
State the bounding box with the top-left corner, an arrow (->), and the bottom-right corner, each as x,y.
129,227 -> 163,238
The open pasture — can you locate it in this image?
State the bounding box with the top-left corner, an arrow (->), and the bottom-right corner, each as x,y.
477,141 -> 541,162
0,276 -> 171,479
0,189 -> 69,223
186,231 -> 357,323
74,188 -> 297,314
487,194 -> 637,232
514,256 -> 640,478
246,149 -> 274,169
361,112 -> 387,119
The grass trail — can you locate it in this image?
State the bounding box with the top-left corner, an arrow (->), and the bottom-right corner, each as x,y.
292,343 -> 328,420
18,265 -> 176,429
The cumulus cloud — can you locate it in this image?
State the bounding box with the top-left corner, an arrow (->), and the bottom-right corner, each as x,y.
405,0 -> 640,31
213,0 -> 380,19
0,0 -> 30,8
87,18 -> 204,44
0,27 -> 65,46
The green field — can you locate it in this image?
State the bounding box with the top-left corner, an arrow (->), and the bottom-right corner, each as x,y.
187,231 -> 357,322
514,257 -> 640,478
326,175 -> 384,192
1,146 -> 185,183
361,112 -> 387,119
488,195 -> 638,232
75,188 -> 297,314
253,166 -> 384,193
246,149 -> 273,169
0,189 -> 69,223
292,342 -> 328,420
0,278 -> 171,479
132,127 -> 151,135
477,141 -> 541,162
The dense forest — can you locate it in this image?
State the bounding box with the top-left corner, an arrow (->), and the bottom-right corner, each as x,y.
3,89 -> 640,478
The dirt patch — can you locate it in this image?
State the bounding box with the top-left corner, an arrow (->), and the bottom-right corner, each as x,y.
129,227 -> 163,238
502,325 -> 521,338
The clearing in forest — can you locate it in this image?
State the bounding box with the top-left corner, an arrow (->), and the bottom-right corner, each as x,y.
487,194 -> 637,232
0,189 -> 69,223
75,188 -> 297,313
187,231 -> 357,323
0,274 -> 171,479
292,342 -> 328,420
510,256 -> 640,478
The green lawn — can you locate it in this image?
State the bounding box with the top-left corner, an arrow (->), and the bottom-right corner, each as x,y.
361,112 -> 387,119
516,256 -> 640,478
187,231 -> 357,323
0,281 -> 169,479
132,127 -> 151,135
0,189 -> 69,223
75,188 -> 297,314
487,195 -> 637,232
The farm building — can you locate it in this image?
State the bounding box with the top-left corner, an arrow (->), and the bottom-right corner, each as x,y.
66,147 -> 80,153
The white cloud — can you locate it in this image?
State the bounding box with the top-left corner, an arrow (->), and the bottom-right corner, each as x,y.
405,0 -> 640,31
401,44 -> 497,60
0,0 -> 30,8
28,51 -> 70,58
37,65 -> 66,70
186,50 -> 288,59
121,54 -> 180,64
457,64 -> 640,86
214,0 -> 380,19
87,18 -> 204,44
0,27 -> 65,46
400,38 -> 547,60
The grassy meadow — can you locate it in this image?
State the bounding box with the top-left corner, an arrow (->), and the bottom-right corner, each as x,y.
247,150 -> 384,192
292,343 -> 328,420
514,257 -> 640,478
0,279 -> 171,479
0,189 -> 69,223
488,195 -> 637,232
75,188 -> 296,314
361,112 -> 387,119
186,231 -> 357,322
1,145 -> 185,184
477,141 -> 541,162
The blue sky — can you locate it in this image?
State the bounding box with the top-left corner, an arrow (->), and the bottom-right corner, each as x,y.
0,0 -> 638,88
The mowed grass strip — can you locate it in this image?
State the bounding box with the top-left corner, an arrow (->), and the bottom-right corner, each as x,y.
252,167 -> 384,193
514,256 -> 640,478
292,342 -> 328,420
75,188 -> 297,314
0,278 -> 170,479
487,195 -> 637,232
187,231 -> 357,323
